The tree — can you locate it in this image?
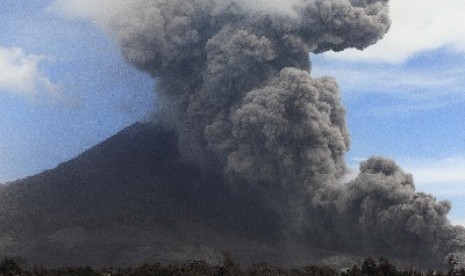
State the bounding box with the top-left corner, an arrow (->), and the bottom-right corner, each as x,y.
0,258 -> 22,276
346,265 -> 363,276
378,258 -> 397,276
362,258 -> 379,276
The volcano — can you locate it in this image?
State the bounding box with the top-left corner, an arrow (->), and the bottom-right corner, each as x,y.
2,0 -> 465,268
0,123 -> 291,268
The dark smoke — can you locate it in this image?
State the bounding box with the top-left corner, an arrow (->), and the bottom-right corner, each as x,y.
68,0 -> 465,267
307,157 -> 465,265
110,0 -> 384,198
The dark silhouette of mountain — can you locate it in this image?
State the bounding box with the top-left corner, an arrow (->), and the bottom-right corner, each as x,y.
0,123 -> 285,268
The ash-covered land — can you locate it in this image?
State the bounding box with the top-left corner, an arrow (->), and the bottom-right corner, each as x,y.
0,0 -> 464,269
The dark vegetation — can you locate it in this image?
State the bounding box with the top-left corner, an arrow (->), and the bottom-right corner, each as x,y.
0,256 -> 458,276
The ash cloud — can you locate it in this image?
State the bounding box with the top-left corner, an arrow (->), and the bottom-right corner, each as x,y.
318,157 -> 465,265
59,0 -> 465,267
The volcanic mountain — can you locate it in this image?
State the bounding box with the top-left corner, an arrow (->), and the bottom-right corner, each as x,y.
0,122 -> 292,268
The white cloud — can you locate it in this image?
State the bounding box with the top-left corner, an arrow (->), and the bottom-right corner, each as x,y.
313,62 -> 464,95
0,46 -> 62,99
397,157 -> 465,197
453,219 -> 465,228
311,54 -> 465,114
324,0 -> 465,63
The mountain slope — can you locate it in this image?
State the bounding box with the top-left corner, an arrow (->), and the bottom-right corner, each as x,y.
0,123 -> 284,267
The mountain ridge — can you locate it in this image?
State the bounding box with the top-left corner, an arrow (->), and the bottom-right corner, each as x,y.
0,122 -> 288,267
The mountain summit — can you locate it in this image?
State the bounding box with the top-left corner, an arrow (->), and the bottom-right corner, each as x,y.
0,123 -> 285,267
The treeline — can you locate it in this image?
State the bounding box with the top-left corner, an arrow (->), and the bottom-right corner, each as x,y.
0,256 -> 460,276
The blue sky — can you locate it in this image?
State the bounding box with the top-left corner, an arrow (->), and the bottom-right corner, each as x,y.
0,1 -> 155,182
1,0 -> 465,225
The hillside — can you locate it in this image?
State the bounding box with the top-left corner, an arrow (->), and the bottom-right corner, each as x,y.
0,123 -> 285,267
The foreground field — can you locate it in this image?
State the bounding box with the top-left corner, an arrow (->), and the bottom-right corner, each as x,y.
0,256 -> 459,276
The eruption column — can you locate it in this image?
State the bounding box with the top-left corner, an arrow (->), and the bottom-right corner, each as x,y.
65,0 -> 465,267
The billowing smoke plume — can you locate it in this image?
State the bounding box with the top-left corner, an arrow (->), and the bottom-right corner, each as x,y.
61,0 -> 465,267
309,157 -> 465,265
108,0 -> 386,197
